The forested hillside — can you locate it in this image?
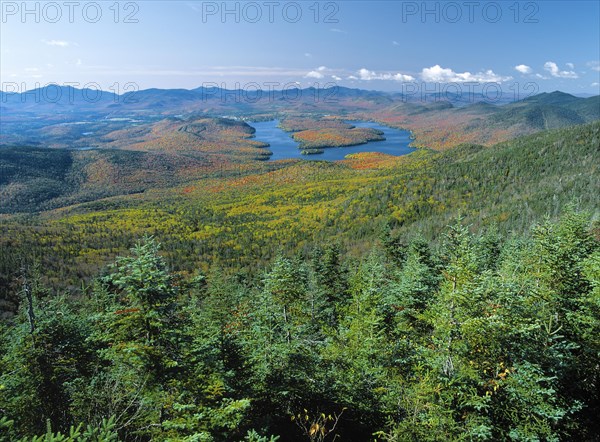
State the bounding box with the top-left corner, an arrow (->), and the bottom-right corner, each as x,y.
0,95 -> 598,442
2,121 -> 598,299
0,119 -> 599,441
365,92 -> 600,149
1,209 -> 599,441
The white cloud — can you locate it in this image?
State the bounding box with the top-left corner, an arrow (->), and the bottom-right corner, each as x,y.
305,66 -> 329,79
42,39 -> 70,47
331,75 -> 342,81
358,69 -> 375,80
515,64 -> 532,74
304,53 -> 312,58
421,65 -> 511,83
347,75 -> 358,80
392,73 -> 415,81
566,62 -> 575,69
587,61 -> 600,72
543,61 -> 578,78
305,70 -> 324,79
591,82 -> 599,87
357,68 -> 414,82
535,73 -> 549,80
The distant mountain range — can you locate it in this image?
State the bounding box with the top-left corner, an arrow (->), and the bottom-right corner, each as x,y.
1,86 -> 598,151
2,85 -> 597,116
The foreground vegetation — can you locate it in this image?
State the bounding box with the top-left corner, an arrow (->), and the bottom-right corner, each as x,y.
1,113 -> 598,440
1,209 -> 599,441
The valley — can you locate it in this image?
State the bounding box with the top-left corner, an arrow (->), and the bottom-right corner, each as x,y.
1,86 -> 599,442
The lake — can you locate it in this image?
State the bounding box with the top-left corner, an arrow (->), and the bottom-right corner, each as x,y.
249,120 -> 416,161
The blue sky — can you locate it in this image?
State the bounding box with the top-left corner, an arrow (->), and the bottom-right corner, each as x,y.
1,1 -> 599,94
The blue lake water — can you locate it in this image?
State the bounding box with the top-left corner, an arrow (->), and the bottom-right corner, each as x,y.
249,120 -> 416,161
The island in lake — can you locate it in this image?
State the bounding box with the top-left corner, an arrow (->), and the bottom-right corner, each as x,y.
279,116 -> 385,149
250,117 -> 415,161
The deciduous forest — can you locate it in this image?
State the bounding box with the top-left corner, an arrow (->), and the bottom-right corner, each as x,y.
1,90 -> 599,441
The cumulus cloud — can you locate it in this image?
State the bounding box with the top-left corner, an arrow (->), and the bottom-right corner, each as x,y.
331,75 -> 342,81
515,64 -> 532,74
566,62 -> 575,69
543,61 -> 578,78
42,39 -> 70,47
305,66 -> 329,79
305,70 -> 324,79
421,65 -> 511,83
357,68 -> 414,82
